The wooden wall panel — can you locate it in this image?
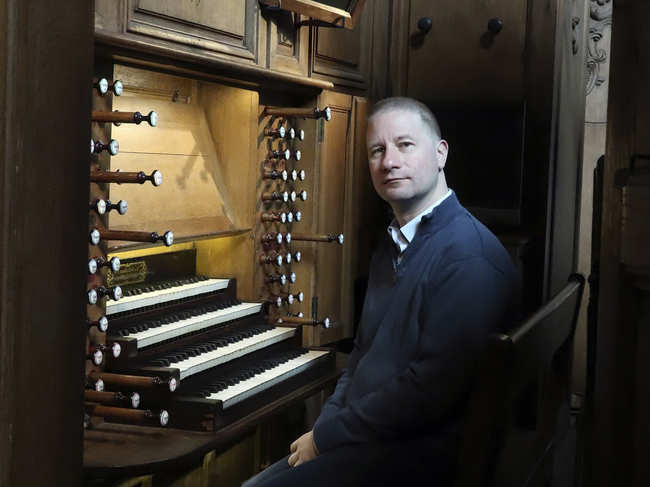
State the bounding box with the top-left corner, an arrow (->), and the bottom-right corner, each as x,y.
313,92 -> 352,344
108,65 -> 259,246
255,104 -> 318,333
405,0 -> 527,105
0,1 -> 92,485
126,0 -> 259,62
311,3 -> 373,89
264,11 -> 309,76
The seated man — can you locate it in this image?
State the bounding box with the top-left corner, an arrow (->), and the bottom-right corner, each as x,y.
242,97 -> 521,486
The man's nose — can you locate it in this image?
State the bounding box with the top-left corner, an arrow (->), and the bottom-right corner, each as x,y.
381,145 -> 399,170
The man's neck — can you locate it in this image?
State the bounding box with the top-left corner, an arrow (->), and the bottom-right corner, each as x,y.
393,183 -> 449,228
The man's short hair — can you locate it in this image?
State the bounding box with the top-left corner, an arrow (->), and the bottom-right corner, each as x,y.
368,97 -> 442,141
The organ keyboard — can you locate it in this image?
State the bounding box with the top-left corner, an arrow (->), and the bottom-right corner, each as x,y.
171,343 -> 335,431
97,249 -> 336,431
106,276 -> 229,315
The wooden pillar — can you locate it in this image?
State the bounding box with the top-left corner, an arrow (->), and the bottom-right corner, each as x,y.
0,2 -> 93,485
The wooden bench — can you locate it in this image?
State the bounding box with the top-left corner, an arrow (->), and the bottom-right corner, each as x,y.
456,274 -> 585,487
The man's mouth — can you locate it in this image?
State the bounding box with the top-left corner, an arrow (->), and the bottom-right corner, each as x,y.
384,178 -> 406,185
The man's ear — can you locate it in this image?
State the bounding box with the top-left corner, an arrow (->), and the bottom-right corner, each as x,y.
435,139 -> 449,170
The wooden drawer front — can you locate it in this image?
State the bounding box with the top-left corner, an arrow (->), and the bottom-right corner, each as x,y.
311,10 -> 371,88
127,0 -> 258,61
266,13 -> 308,76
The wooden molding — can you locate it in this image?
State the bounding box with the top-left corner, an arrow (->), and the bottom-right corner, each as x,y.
95,29 -> 334,91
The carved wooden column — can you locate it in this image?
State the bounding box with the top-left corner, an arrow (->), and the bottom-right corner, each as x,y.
0,1 -> 92,485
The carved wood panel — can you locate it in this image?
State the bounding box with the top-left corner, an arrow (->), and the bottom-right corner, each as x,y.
265,10 -> 309,75
127,0 -> 259,61
405,0 -> 527,105
310,3 -> 372,88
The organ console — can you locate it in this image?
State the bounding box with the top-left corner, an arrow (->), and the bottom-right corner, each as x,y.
84,390 -> 141,409
92,139 -> 119,156
81,68 -> 341,478
89,228 -> 174,247
263,106 -> 332,121
88,256 -> 120,274
90,169 -> 163,186
91,110 -> 158,126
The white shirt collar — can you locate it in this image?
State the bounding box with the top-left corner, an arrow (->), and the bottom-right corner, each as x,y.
387,189 -> 452,254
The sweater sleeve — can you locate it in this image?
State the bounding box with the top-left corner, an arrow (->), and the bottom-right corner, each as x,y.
315,337 -> 362,423
312,257 -> 514,453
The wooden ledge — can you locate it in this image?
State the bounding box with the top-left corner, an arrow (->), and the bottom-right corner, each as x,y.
95,30 -> 334,93
83,356 -> 342,479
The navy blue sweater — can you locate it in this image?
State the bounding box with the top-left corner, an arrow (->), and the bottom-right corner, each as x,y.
312,192 -> 520,454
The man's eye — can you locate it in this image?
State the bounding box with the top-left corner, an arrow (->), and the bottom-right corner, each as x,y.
399,141 -> 413,148
370,147 -> 384,156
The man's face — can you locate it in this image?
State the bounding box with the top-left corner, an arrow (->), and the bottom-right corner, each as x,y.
366,109 -> 447,212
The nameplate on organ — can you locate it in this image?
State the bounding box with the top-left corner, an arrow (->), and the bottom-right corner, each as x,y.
92,110 -> 158,126
264,106 -> 332,121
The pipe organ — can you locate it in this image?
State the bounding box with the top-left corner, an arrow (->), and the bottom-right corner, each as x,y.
83,64 -> 346,480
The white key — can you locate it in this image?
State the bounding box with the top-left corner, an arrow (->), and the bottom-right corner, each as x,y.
106,278 -> 230,315
126,302 -> 263,349
208,350 -> 329,408
175,327 -> 296,379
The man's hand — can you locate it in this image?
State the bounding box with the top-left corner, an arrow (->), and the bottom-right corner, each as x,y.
288,430 -> 319,467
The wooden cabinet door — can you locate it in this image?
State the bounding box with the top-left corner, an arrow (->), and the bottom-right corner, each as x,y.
310,4 -> 373,89
126,0 -> 259,62
402,0 -> 527,105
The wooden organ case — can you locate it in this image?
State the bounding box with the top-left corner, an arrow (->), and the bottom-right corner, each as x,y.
82,50 -> 363,484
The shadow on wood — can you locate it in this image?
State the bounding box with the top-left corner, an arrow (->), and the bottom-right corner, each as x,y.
455,274 -> 585,487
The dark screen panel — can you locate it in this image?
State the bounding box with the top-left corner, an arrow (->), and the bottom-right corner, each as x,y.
433,103 -> 525,215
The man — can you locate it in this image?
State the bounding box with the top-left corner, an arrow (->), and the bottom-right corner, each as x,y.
243,97 -> 520,486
